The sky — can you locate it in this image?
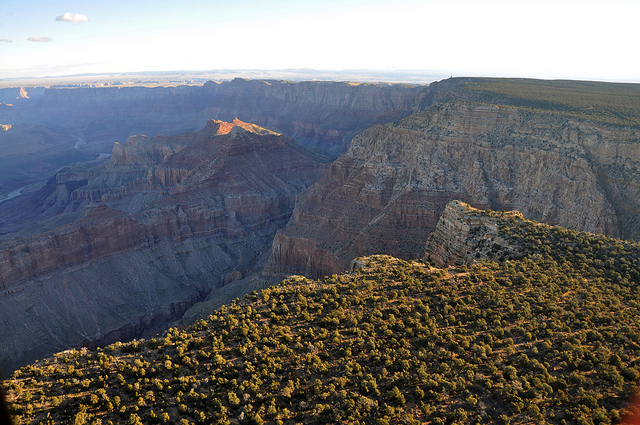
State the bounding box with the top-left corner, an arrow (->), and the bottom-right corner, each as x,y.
1,0 -> 639,82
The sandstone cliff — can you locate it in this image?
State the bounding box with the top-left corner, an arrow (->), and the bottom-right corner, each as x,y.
0,119 -> 327,373
201,79 -> 420,156
266,100 -> 640,278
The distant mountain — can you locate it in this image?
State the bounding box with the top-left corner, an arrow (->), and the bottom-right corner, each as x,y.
266,78 -> 640,278
0,119 -> 327,373
0,79 -> 422,159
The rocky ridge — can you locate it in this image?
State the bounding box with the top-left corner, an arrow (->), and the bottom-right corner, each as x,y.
266,99 -> 640,278
0,119 -> 284,236
424,200 -> 522,267
8,211 -> 640,425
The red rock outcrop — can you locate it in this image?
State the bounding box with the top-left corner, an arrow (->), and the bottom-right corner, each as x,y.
266,100 -> 640,278
17,87 -> 29,99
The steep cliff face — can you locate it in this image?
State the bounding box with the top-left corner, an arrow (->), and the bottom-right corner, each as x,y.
424,200 -> 522,267
0,119 -> 286,236
201,79 -> 420,156
0,119 -> 327,373
266,100 -> 640,278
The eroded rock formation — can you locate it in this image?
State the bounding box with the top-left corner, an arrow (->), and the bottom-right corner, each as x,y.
0,119 -> 327,373
0,79 -> 421,203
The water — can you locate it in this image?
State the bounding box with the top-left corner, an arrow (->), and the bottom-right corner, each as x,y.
73,137 -> 83,149
0,185 -> 28,204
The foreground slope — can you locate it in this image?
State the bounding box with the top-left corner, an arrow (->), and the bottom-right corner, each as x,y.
0,120 -> 327,374
266,78 -> 640,278
6,203 -> 640,424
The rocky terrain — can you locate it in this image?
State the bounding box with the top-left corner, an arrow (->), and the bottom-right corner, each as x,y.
0,118 -> 282,237
199,79 -> 420,156
0,78 -> 421,374
0,119 -> 327,373
0,79 -> 421,207
267,96 -> 640,278
424,200 -> 523,267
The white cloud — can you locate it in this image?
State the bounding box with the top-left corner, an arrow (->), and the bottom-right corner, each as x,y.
28,36 -> 53,42
0,39 -> 12,43
55,12 -> 89,24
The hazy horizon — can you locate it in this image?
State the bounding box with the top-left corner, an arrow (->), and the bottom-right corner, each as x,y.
2,68 -> 640,89
2,0 -> 639,83
0,69 -> 451,89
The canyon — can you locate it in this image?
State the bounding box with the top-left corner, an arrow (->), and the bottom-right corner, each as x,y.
2,76 -> 640,374
0,118 -> 327,372
0,79 -> 420,161
0,78 -> 420,374
0,79 -> 421,210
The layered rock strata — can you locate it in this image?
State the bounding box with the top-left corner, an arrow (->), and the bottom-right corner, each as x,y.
0,79 -> 421,206
425,200 -> 521,267
0,119 -> 284,236
0,119 -> 327,373
266,101 -> 640,278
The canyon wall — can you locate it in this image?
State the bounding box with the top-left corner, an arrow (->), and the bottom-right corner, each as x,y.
200,79 -> 420,156
266,100 -> 640,278
4,76 -> 640,373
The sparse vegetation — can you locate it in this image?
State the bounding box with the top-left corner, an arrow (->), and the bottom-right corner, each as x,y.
6,208 -> 640,424
464,78 -> 640,127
